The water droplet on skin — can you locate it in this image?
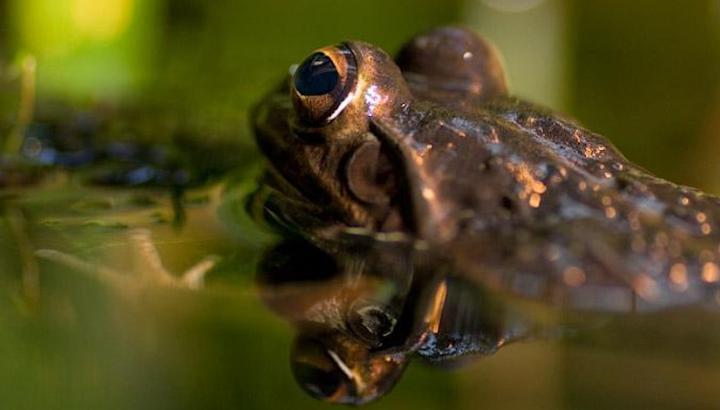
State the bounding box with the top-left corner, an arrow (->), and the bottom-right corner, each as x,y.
487,128 -> 500,144
532,181 -> 547,194
669,263 -> 689,292
572,130 -> 582,143
524,116 -> 536,127
529,193 -> 541,208
634,274 -> 660,301
702,262 -> 720,283
422,188 -> 436,200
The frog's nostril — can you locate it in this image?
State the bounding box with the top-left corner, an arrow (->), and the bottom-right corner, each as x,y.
291,129 -> 325,144
294,53 -> 340,96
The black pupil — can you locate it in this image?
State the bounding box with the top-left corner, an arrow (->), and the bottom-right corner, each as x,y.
293,362 -> 342,399
294,53 -> 339,96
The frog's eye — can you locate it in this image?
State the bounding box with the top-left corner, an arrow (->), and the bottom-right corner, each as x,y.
292,44 -> 357,126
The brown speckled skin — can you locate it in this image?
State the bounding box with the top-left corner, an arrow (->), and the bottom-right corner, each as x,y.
252,26 -> 720,312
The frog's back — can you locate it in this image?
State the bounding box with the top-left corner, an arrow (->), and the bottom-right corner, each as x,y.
396,27 -> 720,313
445,113 -> 720,313
252,25 -> 720,313
408,104 -> 718,307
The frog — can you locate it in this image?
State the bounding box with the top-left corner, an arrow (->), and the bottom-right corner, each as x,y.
250,26 -> 720,403
252,25 -> 720,311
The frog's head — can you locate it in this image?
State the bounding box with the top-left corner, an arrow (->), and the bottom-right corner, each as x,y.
251,27 -> 507,239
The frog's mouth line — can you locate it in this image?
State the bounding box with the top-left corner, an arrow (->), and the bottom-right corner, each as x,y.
248,166 -> 335,236
255,146 -> 413,236
250,89 -> 330,230
260,164 -> 308,203
253,137 -> 419,239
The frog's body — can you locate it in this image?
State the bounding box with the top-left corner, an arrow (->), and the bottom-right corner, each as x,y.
249,26 -> 720,405
252,26 -> 720,312
409,95 -> 720,312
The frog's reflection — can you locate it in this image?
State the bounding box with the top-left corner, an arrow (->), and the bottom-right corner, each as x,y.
256,238 -> 539,405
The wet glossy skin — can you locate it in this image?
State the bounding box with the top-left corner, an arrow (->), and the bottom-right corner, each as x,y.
251,26 -> 720,403
252,26 -> 720,310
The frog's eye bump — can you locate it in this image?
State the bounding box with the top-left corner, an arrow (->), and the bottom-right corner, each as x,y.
294,53 -> 340,96
291,44 -> 358,126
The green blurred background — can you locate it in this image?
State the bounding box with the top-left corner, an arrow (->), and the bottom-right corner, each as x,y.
4,0 -> 720,187
1,0 -> 720,409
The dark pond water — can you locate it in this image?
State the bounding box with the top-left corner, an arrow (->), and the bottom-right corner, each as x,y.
1,1 -> 720,409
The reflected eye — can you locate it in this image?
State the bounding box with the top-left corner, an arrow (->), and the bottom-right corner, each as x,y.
291,337 -> 352,402
292,360 -> 343,399
290,332 -> 408,404
291,44 -> 357,126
